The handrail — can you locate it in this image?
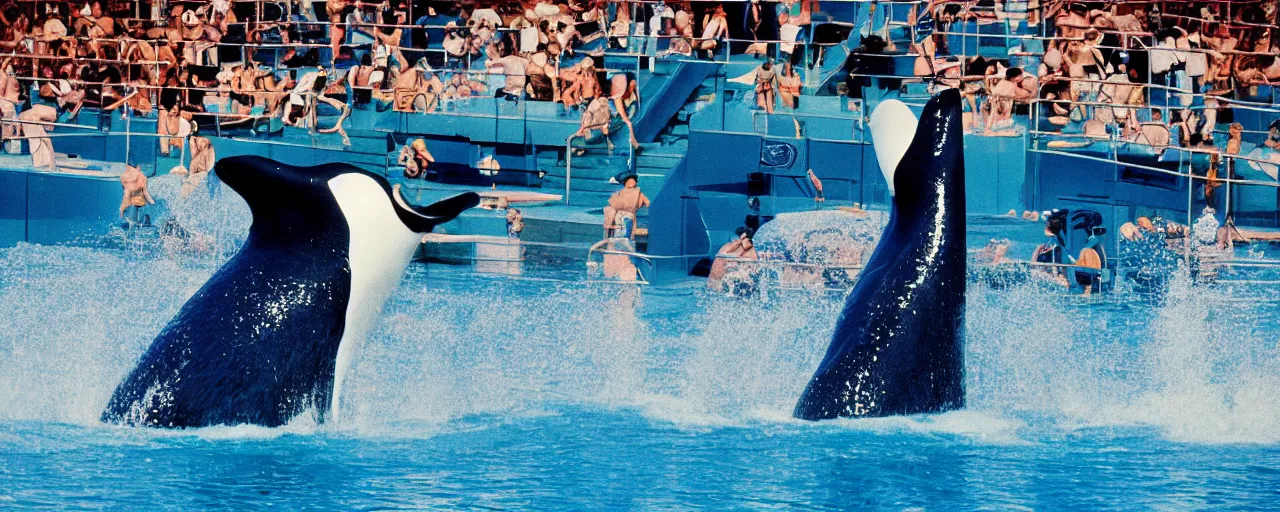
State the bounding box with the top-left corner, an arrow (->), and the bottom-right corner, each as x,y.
1030,131 -> 1280,178
1030,147 -> 1280,189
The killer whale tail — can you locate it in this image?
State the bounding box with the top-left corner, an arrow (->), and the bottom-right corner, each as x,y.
794,89 -> 966,420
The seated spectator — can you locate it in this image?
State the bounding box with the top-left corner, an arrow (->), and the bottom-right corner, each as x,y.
1132,109 -> 1171,148
1099,57 -> 1139,132
442,22 -> 472,62
912,33 -> 957,78
189,136 -> 216,176
1082,115 -> 1110,139
1172,108 -> 1207,148
390,64 -> 427,112
571,95 -> 612,155
560,58 -> 599,109
778,63 -> 802,109
985,68 -> 1029,135
526,44 -> 559,101
443,72 -> 488,100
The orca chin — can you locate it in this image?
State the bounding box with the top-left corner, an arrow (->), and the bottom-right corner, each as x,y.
101,156 -> 478,428
794,89 -> 967,420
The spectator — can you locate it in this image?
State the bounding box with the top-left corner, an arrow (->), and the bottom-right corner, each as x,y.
488,44 -> 530,101
571,95 -> 612,155
189,135 -> 216,176
399,138 -> 435,179
18,104 -> 58,169
560,58 -> 599,109
755,59 -> 777,114
526,44 -> 559,101
693,4 -> 728,60
603,174 -> 649,238
1132,109 -> 1171,148
118,164 -> 154,225
708,226 -> 758,290
326,0 -> 352,64
778,63 -> 802,109
608,72 -> 639,150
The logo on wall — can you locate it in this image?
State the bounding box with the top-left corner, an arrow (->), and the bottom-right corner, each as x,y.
760,140 -> 797,168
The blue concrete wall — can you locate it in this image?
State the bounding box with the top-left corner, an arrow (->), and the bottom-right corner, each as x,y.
1032,151 -> 1191,227
964,135 -> 1029,215
0,170 -> 122,247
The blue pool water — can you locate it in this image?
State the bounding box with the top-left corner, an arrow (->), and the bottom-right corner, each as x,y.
3,187 -> 1280,508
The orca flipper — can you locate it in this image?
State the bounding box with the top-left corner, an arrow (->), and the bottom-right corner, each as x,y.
392,187 -> 481,233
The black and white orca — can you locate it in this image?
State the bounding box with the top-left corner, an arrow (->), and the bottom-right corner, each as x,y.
102,156 -> 478,428
794,89 -> 967,420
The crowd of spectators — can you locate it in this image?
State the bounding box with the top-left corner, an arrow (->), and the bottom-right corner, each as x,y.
916,0 -> 1279,163
0,0 -> 855,166
1,0 -> 1277,174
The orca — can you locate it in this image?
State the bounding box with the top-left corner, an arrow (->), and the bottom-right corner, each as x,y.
102,156 -> 478,428
794,89 -> 967,420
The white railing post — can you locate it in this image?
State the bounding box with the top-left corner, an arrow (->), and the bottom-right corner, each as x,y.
564,140 -> 573,205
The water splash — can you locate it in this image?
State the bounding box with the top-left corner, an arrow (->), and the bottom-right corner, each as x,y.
0,236 -> 1277,444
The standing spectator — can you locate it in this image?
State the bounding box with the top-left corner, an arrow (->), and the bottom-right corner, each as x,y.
755,59 -> 777,114
488,45 -> 530,101
608,72 -> 639,150
693,3 -> 728,60
18,104 -> 58,169
326,0 -> 352,65
603,174 -> 649,238
118,164 -> 154,225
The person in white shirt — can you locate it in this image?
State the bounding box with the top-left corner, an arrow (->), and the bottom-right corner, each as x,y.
1147,28 -> 1185,108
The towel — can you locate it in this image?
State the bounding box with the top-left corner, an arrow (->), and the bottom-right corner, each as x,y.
1245,147 -> 1280,180
779,24 -> 801,54
520,27 -> 540,53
